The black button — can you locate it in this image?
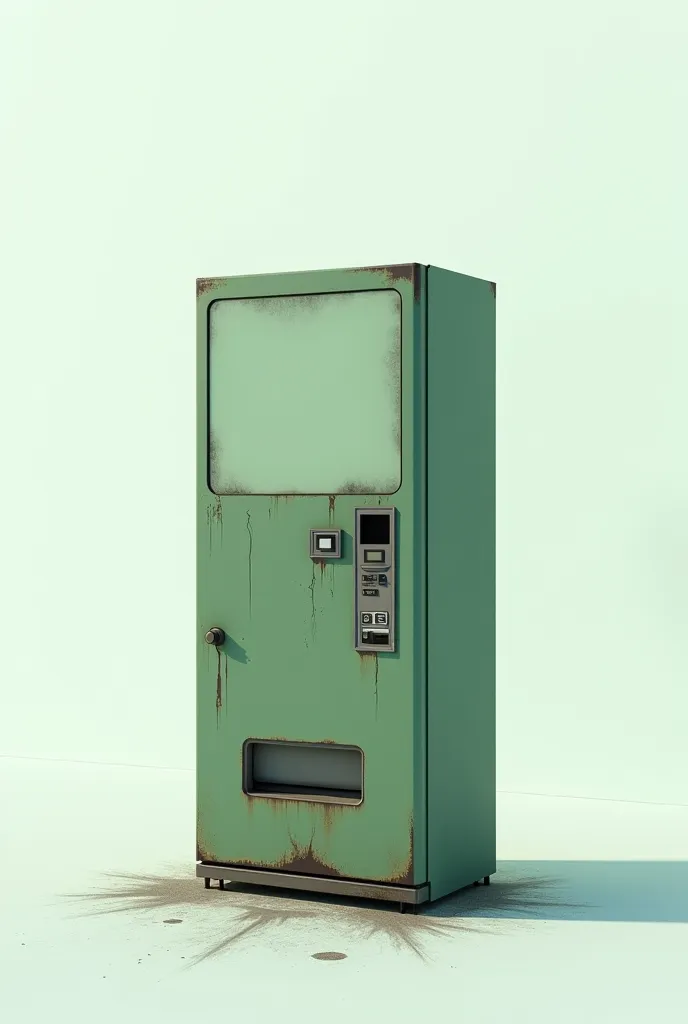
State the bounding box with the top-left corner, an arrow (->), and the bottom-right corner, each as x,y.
378,574 -> 388,585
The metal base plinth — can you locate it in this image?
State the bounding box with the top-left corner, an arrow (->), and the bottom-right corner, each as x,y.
196,861 -> 430,905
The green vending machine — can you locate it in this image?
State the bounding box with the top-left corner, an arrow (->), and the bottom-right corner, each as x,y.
196,264 -> 495,910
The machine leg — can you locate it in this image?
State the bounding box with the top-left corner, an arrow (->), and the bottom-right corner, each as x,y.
204,877 -> 210,889
473,880 -> 480,886
219,879 -> 225,890
483,876 -> 491,886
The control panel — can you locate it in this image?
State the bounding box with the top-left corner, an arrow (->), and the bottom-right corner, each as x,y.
354,507 -> 396,652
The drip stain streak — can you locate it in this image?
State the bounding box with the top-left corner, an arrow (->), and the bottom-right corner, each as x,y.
246,511 -> 253,616
215,649 -> 222,725
308,565 -> 317,640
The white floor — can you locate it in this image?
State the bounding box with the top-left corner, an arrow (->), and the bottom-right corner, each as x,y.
1,756 -> 687,1023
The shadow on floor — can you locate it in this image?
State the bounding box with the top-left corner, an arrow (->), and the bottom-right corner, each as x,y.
428,860 -> 688,924
61,860 -> 688,965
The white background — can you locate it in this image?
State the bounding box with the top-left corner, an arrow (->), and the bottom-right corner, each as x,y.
1,0 -> 687,805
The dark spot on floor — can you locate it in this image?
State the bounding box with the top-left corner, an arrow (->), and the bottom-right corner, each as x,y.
163,918 -> 183,924
311,951 -> 347,961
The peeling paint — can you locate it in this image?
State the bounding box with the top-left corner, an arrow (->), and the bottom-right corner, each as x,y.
207,496 -> 223,552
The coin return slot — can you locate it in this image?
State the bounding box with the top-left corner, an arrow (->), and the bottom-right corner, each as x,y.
243,740 -> 363,805
361,629 -> 390,646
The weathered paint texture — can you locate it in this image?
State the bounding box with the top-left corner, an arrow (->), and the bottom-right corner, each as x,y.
197,263 -> 496,899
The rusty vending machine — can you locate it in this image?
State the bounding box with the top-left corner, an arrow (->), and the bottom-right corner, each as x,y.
196,264 -> 495,910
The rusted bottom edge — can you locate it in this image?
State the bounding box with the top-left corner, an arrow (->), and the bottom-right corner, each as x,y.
196,861 -> 430,904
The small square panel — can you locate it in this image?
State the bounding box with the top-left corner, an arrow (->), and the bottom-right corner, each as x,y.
309,529 -> 342,559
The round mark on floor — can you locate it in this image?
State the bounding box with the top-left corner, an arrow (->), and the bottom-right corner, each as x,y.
311,951 -> 347,961
163,919 -> 183,924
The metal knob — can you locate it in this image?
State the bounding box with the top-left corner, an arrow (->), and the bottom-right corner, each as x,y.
205,627 -> 225,646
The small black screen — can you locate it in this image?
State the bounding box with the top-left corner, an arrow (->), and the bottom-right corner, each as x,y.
360,513 -> 390,545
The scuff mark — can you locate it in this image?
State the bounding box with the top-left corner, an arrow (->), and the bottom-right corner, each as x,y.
246,511 -> 253,617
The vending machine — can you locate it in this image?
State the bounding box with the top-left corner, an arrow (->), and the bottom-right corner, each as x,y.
196,263 -> 495,909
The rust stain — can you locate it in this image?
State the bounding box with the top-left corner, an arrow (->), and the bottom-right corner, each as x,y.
198,804 -> 411,886
353,263 -> 421,301
386,816 -> 414,885
196,277 -> 218,296
489,281 -> 497,298
230,829 -> 343,878
357,263 -> 414,285
322,803 -> 345,835
328,495 -> 336,523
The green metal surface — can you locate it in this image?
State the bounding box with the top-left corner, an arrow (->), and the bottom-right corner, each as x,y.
196,265 -> 428,887
426,268 -> 497,900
